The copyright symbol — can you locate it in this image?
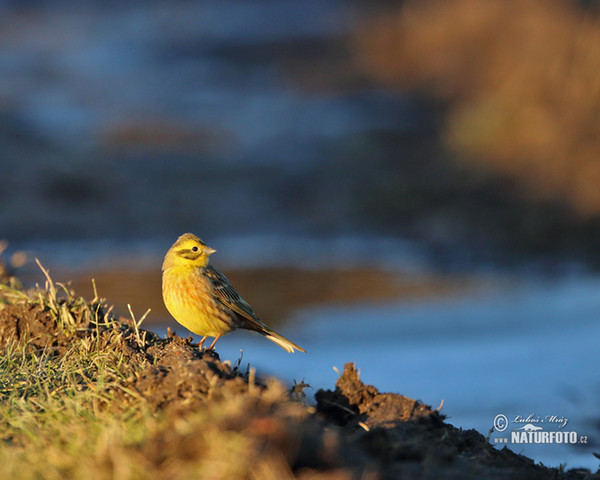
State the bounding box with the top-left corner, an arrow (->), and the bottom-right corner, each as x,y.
494,414 -> 508,432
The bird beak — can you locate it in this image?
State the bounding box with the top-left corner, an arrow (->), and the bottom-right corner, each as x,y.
205,247 -> 217,255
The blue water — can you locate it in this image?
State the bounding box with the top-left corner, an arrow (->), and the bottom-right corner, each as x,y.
154,276 -> 600,470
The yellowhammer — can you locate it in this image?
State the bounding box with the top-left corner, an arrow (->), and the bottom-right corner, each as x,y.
162,233 -> 306,353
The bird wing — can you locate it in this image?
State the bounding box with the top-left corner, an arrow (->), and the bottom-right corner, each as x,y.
202,265 -> 261,324
202,265 -> 305,353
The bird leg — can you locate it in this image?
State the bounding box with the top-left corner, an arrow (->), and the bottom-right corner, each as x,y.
199,336 -> 208,350
207,334 -> 222,350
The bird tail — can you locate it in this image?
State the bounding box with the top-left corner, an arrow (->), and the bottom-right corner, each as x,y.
264,330 -> 306,353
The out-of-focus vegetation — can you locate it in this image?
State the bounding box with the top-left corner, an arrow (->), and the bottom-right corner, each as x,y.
354,0 -> 600,217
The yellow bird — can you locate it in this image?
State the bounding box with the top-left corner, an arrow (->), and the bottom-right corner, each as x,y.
162,233 -> 306,353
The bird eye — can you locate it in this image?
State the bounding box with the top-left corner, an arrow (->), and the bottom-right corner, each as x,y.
191,246 -> 199,252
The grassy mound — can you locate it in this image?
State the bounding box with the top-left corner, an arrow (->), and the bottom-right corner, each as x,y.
0,264 -> 593,479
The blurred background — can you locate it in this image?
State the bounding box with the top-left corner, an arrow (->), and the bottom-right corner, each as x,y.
1,0 -> 600,469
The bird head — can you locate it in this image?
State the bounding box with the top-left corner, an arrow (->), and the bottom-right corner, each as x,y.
162,233 -> 217,270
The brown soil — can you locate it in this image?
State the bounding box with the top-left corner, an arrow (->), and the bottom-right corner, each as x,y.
0,300 -> 597,480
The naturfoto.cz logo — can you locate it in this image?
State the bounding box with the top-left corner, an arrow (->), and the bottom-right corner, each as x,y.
491,414 -> 588,445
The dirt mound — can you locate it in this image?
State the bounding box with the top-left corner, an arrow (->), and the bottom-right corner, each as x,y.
0,284 -> 597,479
314,363 -> 589,480
316,363 -> 435,429
0,303 -> 65,351
0,300 -> 154,366
128,333 -> 251,409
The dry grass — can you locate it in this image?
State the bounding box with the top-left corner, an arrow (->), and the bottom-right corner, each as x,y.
0,266 -> 313,480
354,0 -> 600,216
